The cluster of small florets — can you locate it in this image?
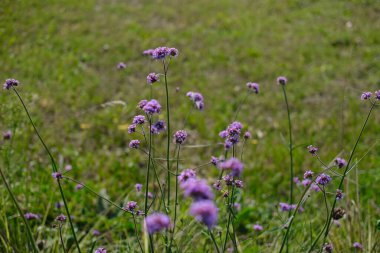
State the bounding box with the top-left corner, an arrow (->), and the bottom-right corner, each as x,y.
307,145 -> 318,155
335,157 -> 347,168
276,76 -> 287,85
279,203 -> 303,212
219,157 -> 244,177
147,73 -> 159,84
150,120 -> 166,134
316,173 -> 332,186
95,247 -> 107,253
3,78 -> 19,90
140,99 -> 161,115
52,172 -> 63,179
178,169 -> 196,183
3,130 -> 12,140
124,201 -> 138,212
143,47 -> 179,59
186,91 -> 204,110
117,62 -> 126,69
145,212 -> 171,234
323,243 -> 333,253
353,242 -> 363,250
174,130 -> 188,144
246,82 -> 260,94
56,214 -> 66,222
336,189 -> 344,200
133,115 -> 146,125
211,156 -> 219,166
129,140 -> 140,149
24,212 -> 40,220
361,90 -> 380,101
135,183 -> 142,192
219,121 -> 244,149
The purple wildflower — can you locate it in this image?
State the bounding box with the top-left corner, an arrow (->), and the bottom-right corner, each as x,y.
353,242 -> 363,250
55,202 -> 63,209
24,212 -> 40,220
128,124 -> 136,133
150,120 -> 166,134
148,192 -> 153,199
243,131 -> 251,139
168,47 -> 179,57
133,115 -> 146,125
336,189 -> 343,200
93,230 -> 101,236
323,243 -> 333,253
293,177 -> 300,184
95,248 -> 107,253
143,49 -> 154,56
3,130 -> 12,140
147,73 -> 159,84
361,91 -> 372,100
307,145 -> 318,155
219,157 -> 244,177
135,183 -> 142,192
304,170 -> 314,179
142,99 -> 161,115
302,179 -> 312,187
178,169 -> 196,183
316,173 -> 332,186
182,179 -> 214,201
75,184 -> 84,190
234,203 -> 241,212
145,213 -> 171,234
335,157 -> 346,168
186,91 -> 204,110
64,164 -> 72,171
375,90 -> 380,100
213,180 -> 222,191
253,224 -> 263,231
129,140 -> 140,149
311,183 -> 321,192
279,202 -> 292,212
125,201 -> 137,212
189,200 -> 218,228
277,76 -> 287,85
3,78 -> 19,90
56,214 -> 66,222
246,82 -> 259,94
219,130 -> 228,139
117,62 -> 126,69
52,172 -> 63,179
138,100 -> 148,109
234,180 -> 243,188
152,47 -> 170,59
211,156 -> 219,166
222,174 -> 234,185
174,130 -> 187,144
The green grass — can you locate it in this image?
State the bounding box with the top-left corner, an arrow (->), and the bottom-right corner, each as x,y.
1,0 -> 380,252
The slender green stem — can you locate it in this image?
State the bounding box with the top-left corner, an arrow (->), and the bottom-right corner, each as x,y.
163,59 -> 171,210
233,91 -> 250,121
169,144 -> 181,249
59,224 -> 68,253
0,167 -> 38,252
13,88 -> 81,253
149,234 -> 155,253
209,229 -> 221,253
132,214 -> 144,253
145,117 -> 153,216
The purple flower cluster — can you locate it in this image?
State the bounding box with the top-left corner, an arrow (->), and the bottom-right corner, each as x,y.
307,145 -> 318,155
219,121 -> 243,149
24,212 -> 40,220
335,157 -> 346,168
135,183 -> 142,192
150,120 -> 166,134
253,224 -> 263,231
304,170 -> 314,179
95,247 -> 107,253
3,130 -> 12,140
52,172 -> 63,179
323,243 -> 333,253
375,90 -> 380,100
211,156 -> 219,166
182,179 -> 214,201
219,157 -> 244,177
277,76 -> 287,85
3,78 -> 19,90
279,203 -> 303,213
189,200 -> 218,228
353,242 -> 363,250
133,115 -> 146,125
178,169 -> 196,183
243,131 -> 251,139
174,130 -> 187,144
117,62 -> 126,69
147,73 -> 159,84
186,91 -> 204,110
140,99 -> 161,115
316,173 -> 331,186
145,213 -> 171,234
129,140 -> 140,149
56,214 -> 66,222
128,124 -> 136,133
361,91 -> 372,100
336,189 -> 343,200
246,82 -> 259,94
144,47 -> 179,59
124,201 -> 138,212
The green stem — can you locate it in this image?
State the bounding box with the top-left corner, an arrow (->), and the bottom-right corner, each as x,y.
145,117 -> 153,216
132,214 -> 144,253
59,225 -> 68,253
169,144 -> 181,249
163,59 -> 171,210
209,229 -> 221,253
13,88 -> 81,253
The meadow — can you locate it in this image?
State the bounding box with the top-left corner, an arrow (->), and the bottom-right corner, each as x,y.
1,0 -> 380,252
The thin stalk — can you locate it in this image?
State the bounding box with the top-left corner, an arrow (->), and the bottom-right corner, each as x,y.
149,234 -> 155,253
13,88 -> 81,253
233,91 -> 249,121
318,103 -> 375,250
0,167 -> 38,253
209,229 -> 221,253
132,214 -> 144,253
163,59 -> 171,209
145,117 -> 153,216
169,144 -> 181,249
59,225 -> 68,253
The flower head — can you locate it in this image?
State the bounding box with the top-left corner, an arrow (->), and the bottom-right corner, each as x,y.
93,230 -> 101,236
174,130 -> 187,144
219,158 -> 244,177
302,179 -> 312,187
138,100 -> 148,109
246,82 -> 259,94
117,62 -> 126,69
142,99 -> 161,115
277,76 -> 287,85
222,174 -> 234,185
75,184 -> 84,190
253,224 -> 263,231
234,180 -> 243,188
375,90 -> 380,100
335,157 -> 346,168
279,202 -> 292,212
145,213 -> 171,234
143,49 -> 154,56
56,214 -> 66,222
178,169 -> 196,183
323,243 -> 333,253
353,242 -> 363,250
3,130 -> 12,140
95,248 -> 107,253
303,170 -> 314,179
361,91 -> 372,100
243,131 -> 251,139
135,183 -> 142,192
52,172 -> 63,179
316,173 -> 331,186
133,115 -> 146,125
213,180 -> 222,191
336,189 -> 343,201
24,212 -> 40,220
147,73 -> 159,84
3,78 -> 19,90
186,91 -> 204,110
168,47 -> 179,57
211,156 -> 219,166
125,201 -> 138,212
307,145 -> 318,155
150,120 -> 166,134
182,179 -> 214,201
128,124 -> 136,133
189,200 -> 218,228
129,140 -> 140,149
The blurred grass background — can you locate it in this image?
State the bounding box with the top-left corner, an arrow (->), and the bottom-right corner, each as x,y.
0,0 -> 379,252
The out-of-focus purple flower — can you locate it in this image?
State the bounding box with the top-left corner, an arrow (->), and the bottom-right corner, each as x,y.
95,247 -> 107,253
316,173 -> 331,186
145,213 -> 171,234
336,189 -> 343,200
220,121 -> 244,147
168,47 -> 179,57
307,145 -> 318,155
279,202 -> 292,212
291,204 -> 304,213
335,157 -> 346,168
219,158 -> 244,177
135,183 -> 142,192
189,200 -> 218,228
55,202 -> 63,209
3,78 -> 19,90
52,172 -> 63,179
117,62 -> 126,69
133,115 -> 146,125
311,183 -> 321,192
293,177 -> 300,184
224,140 -> 233,150
233,203 -> 241,211
136,210 -> 143,216
152,47 -> 170,59
128,124 -> 136,133
375,90 -> 380,100
186,91 -> 204,110
174,130 -> 187,144
353,242 -> 363,250
211,156 -> 219,166
24,212 -> 40,220
223,191 -> 229,198
304,170 -> 314,179
75,184 -> 84,190
125,201 -> 137,212
64,164 -> 72,171
302,179 -> 312,187
56,214 -> 66,222
246,82 -> 259,94
3,130 -> 12,140
143,49 -> 154,56
361,91 -> 372,100
213,180 -> 222,191
222,174 -> 234,185
219,130 -> 228,139
142,99 -> 161,115
150,120 -> 166,134
178,169 -> 196,183
93,230 -> 101,236
323,243 -> 333,253
148,192 -> 153,199
234,180 -> 243,188
138,100 -> 148,109
253,224 -> 263,231
147,73 -> 159,84
182,179 -> 214,201
333,220 -> 341,228
129,140 -> 140,149
277,76 -> 287,85
243,131 -> 251,139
